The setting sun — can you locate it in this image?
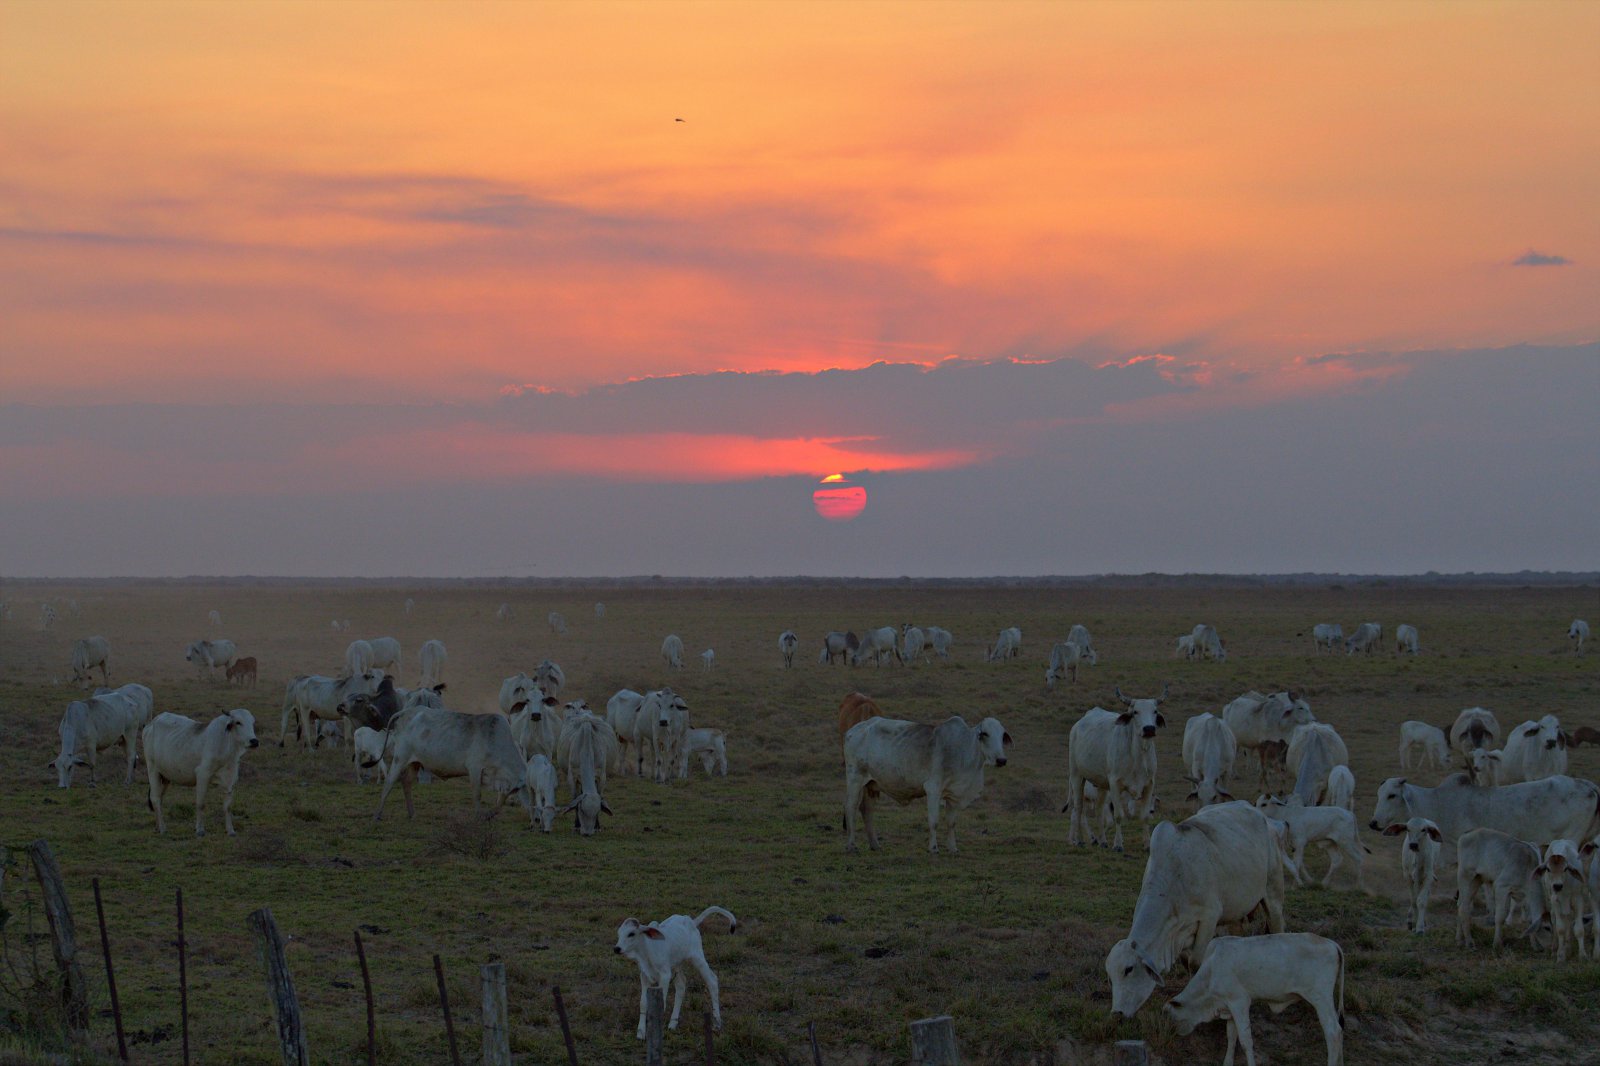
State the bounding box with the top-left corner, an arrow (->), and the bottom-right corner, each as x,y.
813,474 -> 867,522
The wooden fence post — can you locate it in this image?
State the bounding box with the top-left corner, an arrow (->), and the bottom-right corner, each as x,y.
552,985 -> 580,1066
480,962 -> 510,1066
26,840 -> 88,1037
176,888 -> 191,1066
1113,1040 -> 1150,1066
434,955 -> 462,1066
354,930 -> 376,1066
808,1020 -> 824,1066
909,1015 -> 960,1065
91,878 -> 128,1061
643,985 -> 665,1066
246,907 -> 309,1066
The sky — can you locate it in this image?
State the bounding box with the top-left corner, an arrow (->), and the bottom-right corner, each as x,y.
1,1 -> 1596,577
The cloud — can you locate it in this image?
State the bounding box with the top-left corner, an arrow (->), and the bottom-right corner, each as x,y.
1512,251 -> 1572,267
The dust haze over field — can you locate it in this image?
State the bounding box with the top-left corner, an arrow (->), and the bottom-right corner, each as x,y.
1,580 -> 1598,1064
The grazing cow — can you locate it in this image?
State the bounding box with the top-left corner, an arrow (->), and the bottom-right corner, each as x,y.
837,692 -> 883,752
352,725 -> 390,784
535,659 -> 566,698
685,728 -> 727,776
344,639 -> 375,678
526,754 -> 558,832
899,625 -> 926,666
661,634 -> 685,670
1467,747 -> 1504,787
778,630 -> 799,668
1310,623 -> 1343,654
1287,723 -> 1349,807
925,626 -> 954,660
374,708 -> 532,823
985,627 -> 1022,662
69,636 -> 111,688
365,637 -> 401,675
1395,623 -> 1419,655
594,602 -> 605,619
279,671 -> 380,747
606,689 -> 647,775
1570,726 -> 1600,749
1398,721 -> 1450,772
548,611 -> 568,634
41,603 -> 57,629
1326,764 -> 1356,813
1258,796 -> 1366,889
1163,933 -> 1344,1066
852,626 -> 899,667
509,692 -> 563,761
1106,801 -> 1286,1017
1344,622 -> 1382,655
208,609 -> 222,626
495,603 -> 512,621
843,715 -> 1011,853
555,710 -> 619,835
1499,715 -> 1570,784
185,639 -> 239,681
1175,633 -> 1197,659
143,708 -> 259,836
1449,706 -> 1502,762
1066,624 -> 1098,665
1223,691 -> 1315,785
418,639 -> 446,688
404,598 -> 414,615
1455,828 -> 1548,950
1369,773 -> 1600,846
1045,641 -> 1083,688
614,907 -> 738,1038
1570,619 -> 1589,653
818,631 -> 850,665
1536,839 -> 1588,961
225,656 -> 258,687
700,648 -> 716,671
638,688 -> 690,784
335,675 -> 407,734
1064,687 -> 1168,848
50,684 -> 154,788
1182,712 -> 1237,809
1191,624 -> 1226,662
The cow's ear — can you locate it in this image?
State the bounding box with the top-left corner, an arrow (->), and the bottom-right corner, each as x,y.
1523,725 -> 1541,737
1582,841 -> 1599,858
510,701 -> 528,714
225,718 -> 235,730
1424,825 -> 1442,843
1559,731 -> 1570,749
1534,863 -> 1548,877
1116,711 -> 1135,725
1381,824 -> 1406,836
1155,712 -> 1166,728
1186,791 -> 1198,801
1218,791 -> 1233,801
433,683 -> 447,693
643,927 -> 666,940
1488,753 -> 1502,763
74,756 -> 91,767
601,801 -> 614,816
1002,731 -> 1013,746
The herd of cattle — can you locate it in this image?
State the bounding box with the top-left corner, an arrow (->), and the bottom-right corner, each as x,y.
37,612 -> 1598,1060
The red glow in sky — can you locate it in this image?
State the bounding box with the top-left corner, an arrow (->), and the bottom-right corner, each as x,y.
813,475 -> 867,522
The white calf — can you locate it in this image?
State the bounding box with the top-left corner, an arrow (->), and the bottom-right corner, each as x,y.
614,907 -> 738,1038
1383,818 -> 1441,933
1325,765 -> 1355,813
684,728 -> 727,776
527,754 -> 558,832
1536,839 -> 1589,961
143,709 -> 260,837
1398,721 -> 1450,772
700,648 -> 716,671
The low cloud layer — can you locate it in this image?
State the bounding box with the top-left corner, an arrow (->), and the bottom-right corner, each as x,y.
1513,251 -> 1573,267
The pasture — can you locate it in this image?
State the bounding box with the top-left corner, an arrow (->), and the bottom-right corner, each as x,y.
1,580 -> 1597,1065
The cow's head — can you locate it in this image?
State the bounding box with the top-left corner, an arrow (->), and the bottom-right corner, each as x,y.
1106,938 -> 1162,1018
976,718 -> 1012,766
1113,685 -> 1168,737
225,708 -> 260,749
560,791 -> 613,836
1368,777 -> 1411,831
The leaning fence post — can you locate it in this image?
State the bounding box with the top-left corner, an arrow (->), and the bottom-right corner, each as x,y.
552,985 -> 580,1066
909,1015 -> 960,1065
1113,1040 -> 1150,1066
246,907 -> 309,1066
434,955 -> 462,1066
480,961 -> 510,1066
26,840 -> 89,1038
643,985 -> 665,1066
808,1021 -> 824,1066
91,878 -> 128,1061
354,930 -> 376,1066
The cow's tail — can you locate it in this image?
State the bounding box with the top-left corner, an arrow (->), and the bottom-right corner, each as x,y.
1335,941 -> 1345,1028
692,906 -> 738,933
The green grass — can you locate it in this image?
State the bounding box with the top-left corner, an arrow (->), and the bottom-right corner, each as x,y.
0,581 -> 1596,1063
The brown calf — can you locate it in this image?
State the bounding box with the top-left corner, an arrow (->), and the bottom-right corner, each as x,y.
226,656 -> 258,687
838,692 -> 883,752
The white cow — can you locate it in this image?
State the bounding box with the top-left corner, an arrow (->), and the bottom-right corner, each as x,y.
374,708 -> 533,823
1191,624 -> 1226,662
143,708 -> 259,836
700,648 -> 716,671
1326,765 -> 1356,813
352,726 -> 391,785
548,611 -> 567,634
1106,801 -> 1286,1017
496,603 -> 512,621
1536,839 -> 1588,961
685,727 -> 728,776
555,710 -> 619,835
499,673 -> 540,714
614,907 -> 737,1038
661,634 -> 685,670
985,627 -> 1022,662
418,639 -> 447,688
1257,796 -> 1366,889
404,598 -> 414,615
184,639 -> 239,681
50,684 -> 154,788
534,659 -> 566,698
1163,933 -> 1344,1066
526,753 -> 558,832
639,688 -> 690,784
899,625 -> 926,666
1174,633 -> 1197,659
1064,687 -> 1168,850
508,691 -> 563,761
69,636 -> 111,688
344,639 -> 375,678
606,689 -> 647,775
778,630 -> 799,668
1065,624 -> 1098,665
925,626 -> 954,660
366,636 -> 402,675
1499,715 -> 1570,784
41,603 -> 57,629
1044,641 -> 1082,688
843,715 -> 1011,853
1569,619 -> 1588,653
1369,773 -> 1600,846
1455,827 -> 1548,950
1467,747 -> 1504,787
1223,691 -> 1315,784
279,672 -> 380,748
594,602 -> 605,619
1310,623 -> 1343,654
852,626 -> 899,667
818,631 -> 850,666
209,609 -> 223,626
1398,721 -> 1450,772
1450,707 -> 1502,762
1286,723 -> 1349,807
1394,623 -> 1419,655
1344,622 -> 1382,655
1182,713 -> 1237,809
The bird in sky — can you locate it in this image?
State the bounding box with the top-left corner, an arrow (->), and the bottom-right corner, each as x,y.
675,117 -> 685,122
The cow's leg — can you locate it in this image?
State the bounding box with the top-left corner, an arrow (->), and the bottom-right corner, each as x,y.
1457,879 -> 1475,948
374,756 -> 406,821
150,772 -> 169,835
1229,1000 -> 1257,1066
636,976 -> 649,1039
843,771 -> 863,851
691,953 -> 722,1031
861,785 -> 880,850
193,769 -> 209,837
667,967 -> 686,1029
1223,1017 -> 1238,1066
123,733 -> 139,785
1313,992 -> 1343,1066
1398,741 -> 1410,771
925,788 -> 942,853
1107,775 -> 1126,851
220,766 -> 239,836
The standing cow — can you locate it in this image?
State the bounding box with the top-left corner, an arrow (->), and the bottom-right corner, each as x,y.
844,715 -> 1011,853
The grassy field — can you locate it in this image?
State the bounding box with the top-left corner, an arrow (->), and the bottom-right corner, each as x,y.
1,580 -> 1597,1065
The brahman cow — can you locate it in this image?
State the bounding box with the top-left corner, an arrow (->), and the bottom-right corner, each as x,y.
185,639 -> 238,681
143,708 -> 259,836
661,634 -> 685,670
374,708 -> 533,823
418,639 -> 447,688
1182,712 -> 1236,810
843,714 -> 1011,853
556,709 -> 619,835
1064,686 -> 1168,849
69,636 -> 111,688
50,683 -> 154,788
1369,773 -> 1600,847
778,630 -> 799,668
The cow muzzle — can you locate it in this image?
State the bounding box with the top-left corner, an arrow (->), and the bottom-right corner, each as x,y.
994,757 -> 1007,767
1408,842 -> 1418,851
1141,727 -> 1156,738
249,739 -> 259,748
1368,820 -> 1381,831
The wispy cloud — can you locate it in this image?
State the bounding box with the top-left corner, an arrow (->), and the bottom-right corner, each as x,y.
1512,251 -> 1572,267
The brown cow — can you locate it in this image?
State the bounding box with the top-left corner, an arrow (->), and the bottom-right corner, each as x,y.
838,692 -> 883,752
225,656 -> 258,688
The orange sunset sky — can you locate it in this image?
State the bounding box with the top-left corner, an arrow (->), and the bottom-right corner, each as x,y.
2,1 -> 1595,575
